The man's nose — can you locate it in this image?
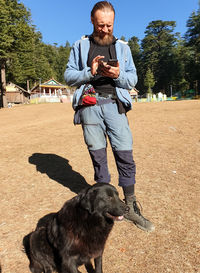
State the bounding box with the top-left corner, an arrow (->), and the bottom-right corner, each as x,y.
102,26 -> 109,33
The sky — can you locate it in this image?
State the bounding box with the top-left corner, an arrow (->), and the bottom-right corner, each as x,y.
21,0 -> 199,46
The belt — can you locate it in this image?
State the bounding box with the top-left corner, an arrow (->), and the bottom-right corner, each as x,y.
97,98 -> 116,105
96,92 -> 117,99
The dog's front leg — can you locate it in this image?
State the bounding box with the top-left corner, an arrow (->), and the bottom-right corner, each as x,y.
61,260 -> 80,273
85,261 -> 95,273
94,256 -> 103,273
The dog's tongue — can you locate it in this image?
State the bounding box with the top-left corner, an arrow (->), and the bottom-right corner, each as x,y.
116,215 -> 124,221
106,212 -> 124,221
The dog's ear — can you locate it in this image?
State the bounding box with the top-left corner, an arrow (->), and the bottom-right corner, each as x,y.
80,195 -> 92,213
80,188 -> 97,214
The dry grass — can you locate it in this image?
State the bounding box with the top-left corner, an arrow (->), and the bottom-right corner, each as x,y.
0,100 -> 199,273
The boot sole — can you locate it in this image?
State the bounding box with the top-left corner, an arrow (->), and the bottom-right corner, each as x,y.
124,217 -> 155,232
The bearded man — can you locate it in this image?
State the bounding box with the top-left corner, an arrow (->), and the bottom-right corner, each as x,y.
64,1 -> 154,232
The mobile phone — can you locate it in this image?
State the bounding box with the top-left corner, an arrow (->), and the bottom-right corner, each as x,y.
97,60 -> 106,73
107,59 -> 118,67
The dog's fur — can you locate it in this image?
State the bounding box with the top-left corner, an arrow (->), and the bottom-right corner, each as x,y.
23,183 -> 127,273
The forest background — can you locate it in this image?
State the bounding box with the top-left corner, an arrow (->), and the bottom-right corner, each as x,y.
0,0 -> 200,107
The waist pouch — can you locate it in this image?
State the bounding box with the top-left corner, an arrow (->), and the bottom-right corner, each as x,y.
81,84 -> 96,106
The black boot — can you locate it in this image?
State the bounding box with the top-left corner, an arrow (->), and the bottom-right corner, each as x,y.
124,195 -> 155,232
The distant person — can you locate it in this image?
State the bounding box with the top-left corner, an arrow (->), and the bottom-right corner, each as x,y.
64,1 -> 154,232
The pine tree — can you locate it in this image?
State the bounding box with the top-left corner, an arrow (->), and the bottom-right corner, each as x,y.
144,67 -> 155,93
184,8 -> 200,94
141,20 -> 178,95
0,0 -> 34,106
128,36 -> 142,90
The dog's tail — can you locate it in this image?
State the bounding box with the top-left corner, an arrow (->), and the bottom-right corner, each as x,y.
22,232 -> 33,261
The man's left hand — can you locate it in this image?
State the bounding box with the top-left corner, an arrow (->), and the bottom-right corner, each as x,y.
99,62 -> 120,79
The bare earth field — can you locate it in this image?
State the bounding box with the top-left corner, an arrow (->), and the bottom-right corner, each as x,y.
0,100 -> 199,273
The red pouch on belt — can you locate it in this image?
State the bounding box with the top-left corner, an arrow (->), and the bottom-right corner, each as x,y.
82,95 -> 96,105
81,84 -> 96,106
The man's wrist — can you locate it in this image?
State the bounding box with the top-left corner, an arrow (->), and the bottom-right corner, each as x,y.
91,68 -> 97,76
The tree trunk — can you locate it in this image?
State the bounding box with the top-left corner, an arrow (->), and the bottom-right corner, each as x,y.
0,62 -> 7,108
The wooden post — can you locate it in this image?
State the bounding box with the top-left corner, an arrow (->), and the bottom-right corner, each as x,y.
0,62 -> 8,108
27,80 -> 30,91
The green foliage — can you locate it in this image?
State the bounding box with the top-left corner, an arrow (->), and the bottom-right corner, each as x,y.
170,40 -> 190,93
184,10 -> 200,93
144,68 -> 155,93
141,20 -> 178,95
120,36 -> 126,41
0,0 -> 31,60
185,11 -> 200,51
0,0 -> 71,91
128,36 -> 142,90
128,36 -> 141,65
0,1 -> 199,96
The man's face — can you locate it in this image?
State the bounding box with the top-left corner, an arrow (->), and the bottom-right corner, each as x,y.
91,9 -> 114,45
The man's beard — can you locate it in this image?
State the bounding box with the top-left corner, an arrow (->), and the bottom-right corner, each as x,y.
92,30 -> 113,46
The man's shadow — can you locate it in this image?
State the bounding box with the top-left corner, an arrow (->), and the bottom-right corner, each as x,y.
29,153 -> 91,194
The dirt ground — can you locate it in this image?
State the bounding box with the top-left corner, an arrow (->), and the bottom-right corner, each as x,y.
0,100 -> 199,273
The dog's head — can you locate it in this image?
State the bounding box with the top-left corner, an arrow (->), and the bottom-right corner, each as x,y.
80,183 -> 128,222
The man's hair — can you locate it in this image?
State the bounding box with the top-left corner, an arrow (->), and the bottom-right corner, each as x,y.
91,1 -> 115,18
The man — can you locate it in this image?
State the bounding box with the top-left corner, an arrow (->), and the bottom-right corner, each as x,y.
64,1 -> 154,232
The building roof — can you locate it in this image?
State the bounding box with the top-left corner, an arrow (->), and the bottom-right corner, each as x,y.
31,78 -> 68,92
130,87 -> 139,95
41,78 -> 68,88
6,82 -> 30,94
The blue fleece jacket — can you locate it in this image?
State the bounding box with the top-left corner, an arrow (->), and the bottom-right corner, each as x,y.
64,36 -> 138,111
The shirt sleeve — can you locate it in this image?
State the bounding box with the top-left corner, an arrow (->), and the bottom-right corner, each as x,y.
113,44 -> 138,90
64,41 -> 94,87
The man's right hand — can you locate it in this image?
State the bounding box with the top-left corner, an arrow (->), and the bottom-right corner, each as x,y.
91,55 -> 105,76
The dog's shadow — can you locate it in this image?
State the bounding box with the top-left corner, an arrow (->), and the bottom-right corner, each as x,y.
25,155 -> 95,272
29,153 -> 90,194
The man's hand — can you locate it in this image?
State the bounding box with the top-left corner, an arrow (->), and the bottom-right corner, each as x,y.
99,61 -> 120,79
91,55 -> 105,76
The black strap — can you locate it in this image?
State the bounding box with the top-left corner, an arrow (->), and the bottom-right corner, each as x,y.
109,42 -> 117,59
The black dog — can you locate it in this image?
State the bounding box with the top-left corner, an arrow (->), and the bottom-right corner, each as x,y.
23,183 -> 128,273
